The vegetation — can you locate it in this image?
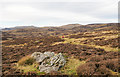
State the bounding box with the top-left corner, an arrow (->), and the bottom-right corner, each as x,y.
77,59 -> 119,75
2,23 -> 119,75
17,55 -> 46,75
60,56 -> 85,75
18,55 -> 35,66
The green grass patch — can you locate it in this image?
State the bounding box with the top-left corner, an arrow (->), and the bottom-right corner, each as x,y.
59,57 -> 86,75
16,54 -> 46,75
16,63 -> 46,75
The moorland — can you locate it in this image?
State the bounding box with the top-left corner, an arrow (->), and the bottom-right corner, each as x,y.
2,23 -> 119,75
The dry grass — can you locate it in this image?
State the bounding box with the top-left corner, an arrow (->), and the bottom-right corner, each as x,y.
79,44 -> 118,52
16,55 -> 46,75
53,37 -> 118,52
4,43 -> 28,48
16,63 -> 45,75
51,42 -> 63,46
93,35 -> 118,40
18,55 -> 35,66
109,70 -> 119,75
16,54 -> 46,75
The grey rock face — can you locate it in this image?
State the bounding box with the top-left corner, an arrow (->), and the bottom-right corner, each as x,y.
31,52 -> 66,73
31,52 -> 42,59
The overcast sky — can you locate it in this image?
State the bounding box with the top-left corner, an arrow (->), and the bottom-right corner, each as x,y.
0,0 -> 119,28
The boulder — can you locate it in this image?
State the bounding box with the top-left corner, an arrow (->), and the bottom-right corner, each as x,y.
31,52 -> 66,73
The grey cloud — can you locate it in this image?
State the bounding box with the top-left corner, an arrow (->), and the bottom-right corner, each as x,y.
0,0 -> 118,28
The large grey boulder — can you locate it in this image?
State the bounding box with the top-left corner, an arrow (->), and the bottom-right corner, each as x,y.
31,52 -> 66,73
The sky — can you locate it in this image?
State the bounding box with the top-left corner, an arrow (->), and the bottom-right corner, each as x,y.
0,0 -> 119,28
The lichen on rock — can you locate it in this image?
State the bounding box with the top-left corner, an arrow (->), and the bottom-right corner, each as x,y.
31,52 -> 66,73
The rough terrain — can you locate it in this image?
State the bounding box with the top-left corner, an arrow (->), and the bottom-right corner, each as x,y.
2,23 -> 119,76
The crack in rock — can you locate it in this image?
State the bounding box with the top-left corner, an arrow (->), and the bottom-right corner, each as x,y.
31,52 -> 66,73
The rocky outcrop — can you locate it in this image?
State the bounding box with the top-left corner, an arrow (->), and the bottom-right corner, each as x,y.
31,52 -> 66,73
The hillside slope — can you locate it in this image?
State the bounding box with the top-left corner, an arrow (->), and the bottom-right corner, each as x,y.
2,23 -> 119,75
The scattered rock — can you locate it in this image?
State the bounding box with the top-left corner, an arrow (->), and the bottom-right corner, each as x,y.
31,52 -> 66,73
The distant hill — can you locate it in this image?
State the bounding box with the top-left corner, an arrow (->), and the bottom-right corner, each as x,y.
60,24 -> 82,29
2,26 -> 36,31
2,23 -> 118,38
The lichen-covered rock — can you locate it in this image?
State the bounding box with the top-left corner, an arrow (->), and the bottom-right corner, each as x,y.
31,52 -> 42,59
50,53 -> 66,67
31,52 -> 66,73
44,52 -> 55,57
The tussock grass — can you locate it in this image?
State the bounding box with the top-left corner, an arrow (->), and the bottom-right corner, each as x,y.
17,55 -> 46,75
18,55 -> 35,66
16,63 -> 46,75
